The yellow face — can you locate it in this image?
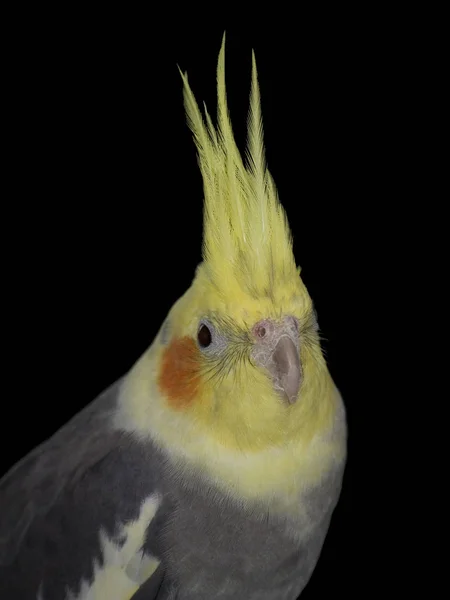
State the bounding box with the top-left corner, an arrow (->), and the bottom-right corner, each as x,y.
153,37 -> 339,452
155,264 -> 330,451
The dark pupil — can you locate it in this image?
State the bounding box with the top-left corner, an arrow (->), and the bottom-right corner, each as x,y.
198,324 -> 212,347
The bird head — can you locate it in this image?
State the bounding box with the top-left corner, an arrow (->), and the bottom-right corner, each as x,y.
147,36 -> 334,452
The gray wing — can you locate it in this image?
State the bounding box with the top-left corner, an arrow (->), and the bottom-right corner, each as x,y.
0,379 -> 123,566
0,377 -> 166,600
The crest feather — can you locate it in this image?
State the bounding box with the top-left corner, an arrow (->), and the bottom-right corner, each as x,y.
180,33 -> 298,300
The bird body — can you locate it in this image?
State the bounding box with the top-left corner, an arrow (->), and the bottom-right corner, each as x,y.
0,35 -> 347,599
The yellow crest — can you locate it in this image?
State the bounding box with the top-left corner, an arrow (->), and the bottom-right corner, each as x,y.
179,34 -> 299,303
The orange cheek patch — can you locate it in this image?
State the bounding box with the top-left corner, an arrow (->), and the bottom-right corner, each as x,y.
157,336 -> 202,409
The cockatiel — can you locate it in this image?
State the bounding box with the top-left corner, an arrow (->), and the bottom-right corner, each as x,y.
0,35 -> 347,599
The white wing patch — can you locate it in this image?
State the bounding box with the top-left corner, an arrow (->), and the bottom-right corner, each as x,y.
65,494 -> 161,600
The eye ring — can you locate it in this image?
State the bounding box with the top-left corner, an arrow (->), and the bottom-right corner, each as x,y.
197,323 -> 212,348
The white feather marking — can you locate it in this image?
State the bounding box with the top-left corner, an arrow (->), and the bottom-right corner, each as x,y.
64,494 -> 161,600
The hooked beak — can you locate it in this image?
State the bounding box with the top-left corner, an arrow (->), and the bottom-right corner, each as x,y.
271,335 -> 301,404
251,317 -> 302,404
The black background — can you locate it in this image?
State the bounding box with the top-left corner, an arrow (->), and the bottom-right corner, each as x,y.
1,8 -> 428,598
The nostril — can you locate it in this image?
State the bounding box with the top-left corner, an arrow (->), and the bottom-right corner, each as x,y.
252,319 -> 274,339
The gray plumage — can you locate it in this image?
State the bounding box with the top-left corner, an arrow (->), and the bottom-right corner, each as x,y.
0,377 -> 345,599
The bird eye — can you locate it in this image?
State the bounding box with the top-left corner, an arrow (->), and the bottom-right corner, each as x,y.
197,324 -> 212,348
